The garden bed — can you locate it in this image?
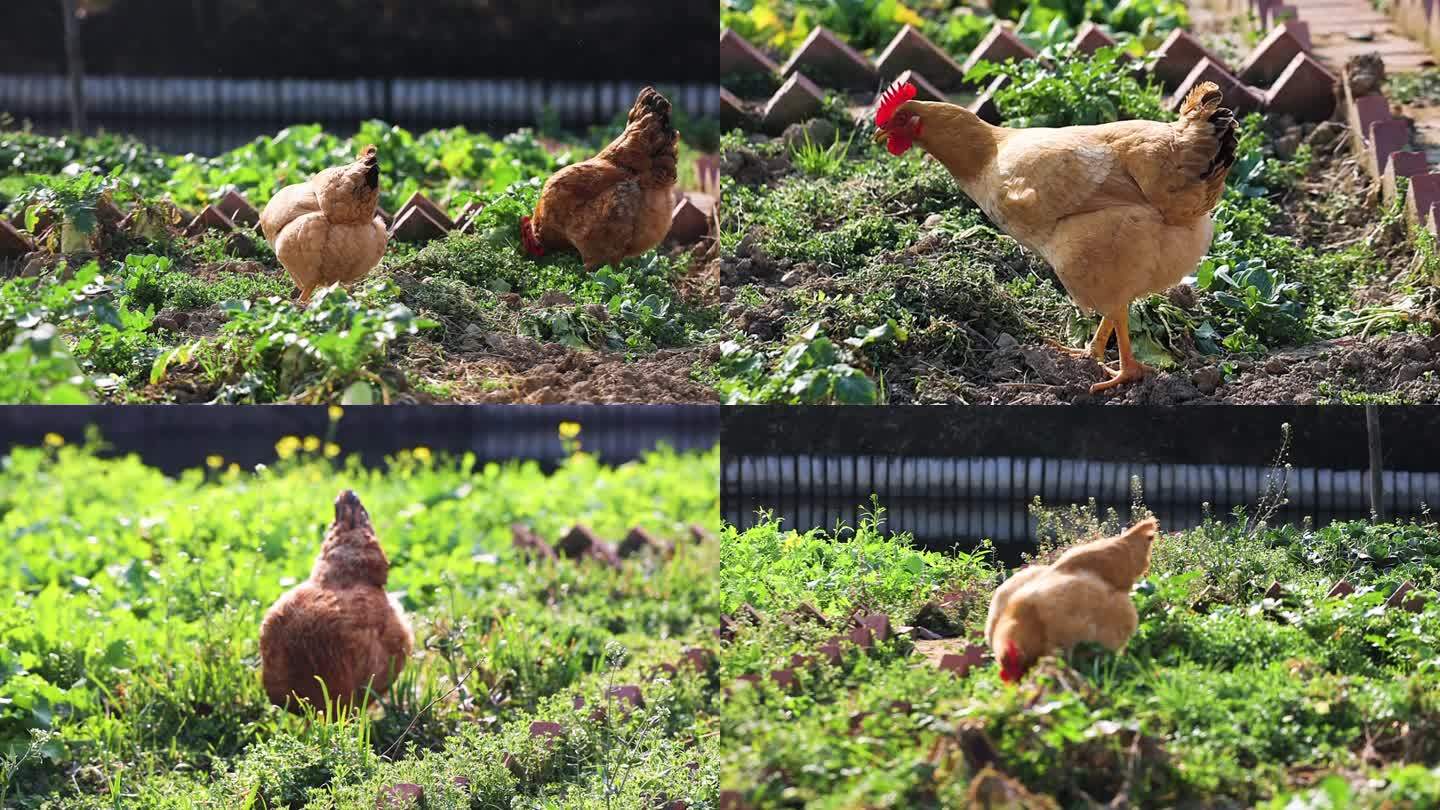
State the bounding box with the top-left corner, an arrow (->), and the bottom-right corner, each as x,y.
717,30 -> 1440,404
718,506 -> 1440,806
0,427 -> 720,807
0,117 -> 721,404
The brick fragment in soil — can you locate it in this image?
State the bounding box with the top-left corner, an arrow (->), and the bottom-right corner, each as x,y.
607,684 -> 645,708
762,72 -> 826,132
720,88 -> 750,130
555,524 -> 621,567
618,526 -> 673,557
681,647 -> 715,672
1169,59 -> 1265,115
874,24 -> 966,89
389,206 -> 449,242
1239,26 -> 1306,86
1382,150 -> 1427,204
512,523 -> 557,560
0,220 -> 34,258
1386,580 -> 1428,611
720,29 -> 779,77
1072,21 -> 1117,55
971,76 -> 1008,125
187,205 -> 237,234
781,26 -> 877,90
395,191 -> 455,230
217,190 -> 260,227
1152,29 -> 1229,90
960,27 -> 1036,85
452,201 -> 483,231
376,784 -> 424,809
666,197 -> 711,245
1265,53 -> 1338,121
530,721 -> 564,740
914,638 -> 990,675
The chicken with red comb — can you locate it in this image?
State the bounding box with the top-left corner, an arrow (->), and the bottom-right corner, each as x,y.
985,519 -> 1159,683
872,77 -> 1238,392
521,86 -> 679,270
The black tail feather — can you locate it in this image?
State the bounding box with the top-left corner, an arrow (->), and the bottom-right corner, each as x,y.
1206,107 -> 1238,178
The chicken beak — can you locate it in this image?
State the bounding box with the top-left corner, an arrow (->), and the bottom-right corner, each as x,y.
872,127 -> 889,145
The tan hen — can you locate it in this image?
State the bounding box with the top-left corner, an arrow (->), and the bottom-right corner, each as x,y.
875,81 -> 1238,391
259,146 -> 388,305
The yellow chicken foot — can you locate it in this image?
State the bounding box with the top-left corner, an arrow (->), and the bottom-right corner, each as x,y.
1046,317 -> 1114,363
1089,311 -> 1149,393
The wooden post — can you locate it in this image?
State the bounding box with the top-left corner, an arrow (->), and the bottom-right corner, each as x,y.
1366,404 -> 1386,520
59,0 -> 87,132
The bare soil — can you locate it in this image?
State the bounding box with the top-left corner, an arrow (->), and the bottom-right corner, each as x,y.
405,336 -> 719,404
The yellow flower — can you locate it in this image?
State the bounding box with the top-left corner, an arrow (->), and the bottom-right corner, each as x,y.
227,463 -> 240,476
328,405 -> 344,422
43,433 -> 65,447
892,3 -> 924,27
413,446 -> 432,464
324,442 -> 341,459
206,455 -> 224,469
303,436 -> 321,453
558,421 -> 581,440
751,5 -> 781,34
275,435 -> 302,460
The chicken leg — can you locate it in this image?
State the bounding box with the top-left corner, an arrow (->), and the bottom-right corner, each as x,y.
1049,317 -> 1115,363
1089,309 -> 1149,393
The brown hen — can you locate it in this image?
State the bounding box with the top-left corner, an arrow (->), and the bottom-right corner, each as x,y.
522,86 -> 679,270
259,146 -> 388,305
259,490 -> 412,713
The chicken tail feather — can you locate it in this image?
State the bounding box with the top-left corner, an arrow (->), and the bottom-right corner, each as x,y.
1179,81 -> 1238,181
333,490 -> 371,532
1121,517 -> 1159,547
1050,518 -> 1160,590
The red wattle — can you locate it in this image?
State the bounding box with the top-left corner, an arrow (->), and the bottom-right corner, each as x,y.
886,135 -> 912,156
520,216 -> 544,257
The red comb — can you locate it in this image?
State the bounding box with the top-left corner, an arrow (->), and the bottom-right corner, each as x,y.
520,215 -> 544,257
998,640 -> 1023,682
876,80 -> 917,127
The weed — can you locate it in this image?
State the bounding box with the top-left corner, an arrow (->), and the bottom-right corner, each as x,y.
1,438 -> 720,807
720,505 -> 1440,805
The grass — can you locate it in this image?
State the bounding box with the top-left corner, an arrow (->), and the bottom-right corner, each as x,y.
0,423 -> 720,808
0,118 -> 720,404
718,504 -> 1440,807
717,47 -> 1434,403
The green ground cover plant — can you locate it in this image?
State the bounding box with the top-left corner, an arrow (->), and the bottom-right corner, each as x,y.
0,422 -> 720,809
719,0 -> 1186,61
719,504 -> 1440,807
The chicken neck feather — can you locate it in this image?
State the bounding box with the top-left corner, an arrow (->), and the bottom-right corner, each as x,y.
906,102 -> 1003,185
